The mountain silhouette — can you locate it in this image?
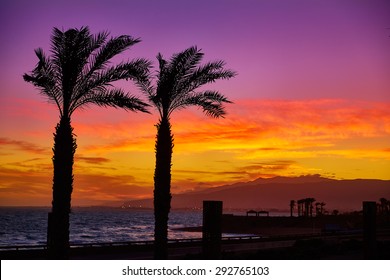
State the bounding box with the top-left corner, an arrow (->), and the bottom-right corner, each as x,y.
123,175 -> 389,211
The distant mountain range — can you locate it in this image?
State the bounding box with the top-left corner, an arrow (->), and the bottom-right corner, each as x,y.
122,175 -> 390,211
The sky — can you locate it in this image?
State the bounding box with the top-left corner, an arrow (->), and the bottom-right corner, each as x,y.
0,0 -> 389,206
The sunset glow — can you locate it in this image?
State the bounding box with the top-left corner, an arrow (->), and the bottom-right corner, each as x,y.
1,0 -> 389,206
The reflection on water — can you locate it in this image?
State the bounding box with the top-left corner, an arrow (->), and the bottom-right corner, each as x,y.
0,207 -> 203,246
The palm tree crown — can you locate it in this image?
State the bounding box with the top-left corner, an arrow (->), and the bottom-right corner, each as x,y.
145,46 -> 235,119
23,26 -> 150,116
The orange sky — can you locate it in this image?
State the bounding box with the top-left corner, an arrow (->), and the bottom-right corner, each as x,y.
1,98 -> 389,206
1,0 -> 390,206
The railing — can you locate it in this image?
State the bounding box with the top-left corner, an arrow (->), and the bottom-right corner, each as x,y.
0,235 -> 260,251
1,229 -> 388,252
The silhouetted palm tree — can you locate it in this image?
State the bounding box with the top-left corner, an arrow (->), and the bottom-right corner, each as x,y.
141,46 -> 235,259
315,202 -> 321,216
379,198 -> 388,215
297,199 -> 305,216
320,202 -> 326,215
290,200 -> 296,217
307,198 -> 316,217
23,27 -> 150,259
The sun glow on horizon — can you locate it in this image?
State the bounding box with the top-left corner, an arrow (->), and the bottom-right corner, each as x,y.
1,0 -> 390,206
1,98 -> 389,206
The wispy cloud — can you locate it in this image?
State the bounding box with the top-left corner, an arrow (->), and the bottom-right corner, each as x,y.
0,137 -> 48,154
76,156 -> 111,165
0,165 -> 152,206
1,98 -> 389,205
0,166 -> 51,206
70,99 -> 390,157
240,160 -> 296,172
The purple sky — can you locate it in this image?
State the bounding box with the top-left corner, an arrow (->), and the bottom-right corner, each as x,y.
1,0 -> 389,103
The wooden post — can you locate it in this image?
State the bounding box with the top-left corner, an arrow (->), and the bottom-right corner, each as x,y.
363,201 -> 377,259
202,200 -> 223,259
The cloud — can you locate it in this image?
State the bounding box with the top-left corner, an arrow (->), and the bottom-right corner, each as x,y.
170,160 -> 298,189
68,98 -> 390,161
72,173 -> 152,203
0,166 -> 52,206
76,156 -> 110,165
165,99 -> 390,159
0,165 -> 153,206
240,160 -> 296,172
6,158 -> 52,173
0,137 -> 48,154
1,98 -> 389,206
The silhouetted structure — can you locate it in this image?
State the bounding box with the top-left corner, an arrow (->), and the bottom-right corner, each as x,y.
246,210 -> 257,216
363,201 -> 377,259
315,202 -> 326,216
246,210 -> 269,217
203,201 -> 223,259
23,27 -> 150,259
290,200 -> 296,217
258,210 -> 269,217
297,199 -> 305,217
140,46 -> 235,259
378,198 -> 390,215
297,198 -> 316,217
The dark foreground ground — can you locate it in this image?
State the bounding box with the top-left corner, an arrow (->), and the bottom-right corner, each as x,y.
1,214 -> 389,260
1,233 -> 390,260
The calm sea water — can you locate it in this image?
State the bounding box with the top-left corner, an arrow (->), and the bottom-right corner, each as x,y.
0,207 -> 204,246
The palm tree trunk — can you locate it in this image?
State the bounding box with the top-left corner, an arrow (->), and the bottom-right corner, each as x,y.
153,116 -> 173,259
47,116 -> 76,259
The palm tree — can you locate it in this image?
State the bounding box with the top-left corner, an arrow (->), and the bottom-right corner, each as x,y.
307,198 -> 316,217
315,202 -> 321,216
320,202 -> 326,215
379,198 -> 388,215
297,199 -> 305,217
23,27 -> 150,259
290,200 -> 296,217
141,46 -> 235,259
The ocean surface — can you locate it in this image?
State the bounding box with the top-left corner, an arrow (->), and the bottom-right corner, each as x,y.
0,207 -> 290,247
0,207 -> 205,246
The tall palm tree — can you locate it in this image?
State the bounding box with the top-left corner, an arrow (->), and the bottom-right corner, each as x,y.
379,198 -> 388,215
23,27 -> 150,259
290,200 -> 296,217
315,202 -> 321,216
307,198 -> 316,217
141,46 -> 235,259
320,202 -> 326,215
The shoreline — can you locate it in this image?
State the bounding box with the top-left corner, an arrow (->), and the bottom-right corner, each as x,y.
174,213 -> 390,237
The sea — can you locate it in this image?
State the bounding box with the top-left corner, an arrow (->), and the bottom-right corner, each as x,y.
0,207 -> 291,247
0,207 -> 206,247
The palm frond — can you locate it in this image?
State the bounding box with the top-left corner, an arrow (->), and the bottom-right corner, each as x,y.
25,26 -> 152,118
86,34 -> 140,76
175,61 -> 236,96
50,27 -> 93,112
124,58 -> 153,91
169,46 -> 203,79
87,61 -> 146,88
146,46 -> 235,119
70,58 -> 152,114
169,90 -> 232,118
23,48 -> 63,115
72,88 -> 150,113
